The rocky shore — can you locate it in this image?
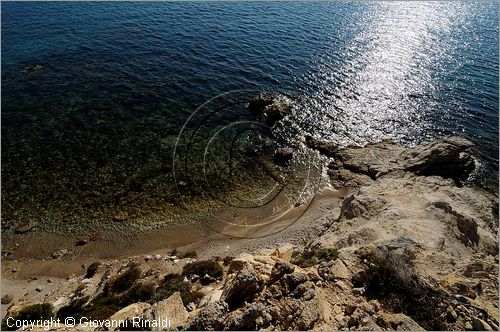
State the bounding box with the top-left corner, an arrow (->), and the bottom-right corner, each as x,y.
1,107 -> 498,331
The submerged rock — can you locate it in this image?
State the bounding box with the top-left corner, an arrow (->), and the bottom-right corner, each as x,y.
274,147 -> 294,165
222,267 -> 263,309
1,294 -> 13,305
15,219 -> 37,234
24,63 -> 44,73
248,92 -> 292,126
248,92 -> 275,114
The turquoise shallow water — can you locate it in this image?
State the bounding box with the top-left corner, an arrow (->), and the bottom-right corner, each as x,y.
1,1 -> 498,234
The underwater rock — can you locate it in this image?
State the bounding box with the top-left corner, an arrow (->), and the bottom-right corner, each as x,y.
248,92 -> 292,126
1,294 -> 13,305
15,219 -> 37,234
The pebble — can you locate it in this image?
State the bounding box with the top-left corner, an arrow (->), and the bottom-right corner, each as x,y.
35,286 -> 44,292
447,306 -> 458,322
1,294 -> 13,305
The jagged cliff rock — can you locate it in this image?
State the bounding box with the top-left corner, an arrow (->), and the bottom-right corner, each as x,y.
2,137 -> 498,331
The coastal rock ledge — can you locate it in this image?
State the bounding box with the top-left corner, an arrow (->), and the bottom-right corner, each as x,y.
1,136 -> 498,331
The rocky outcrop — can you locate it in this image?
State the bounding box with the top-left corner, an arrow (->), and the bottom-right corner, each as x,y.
248,93 -> 292,126
151,292 -> 189,330
2,136 -> 497,332
184,301 -> 228,330
306,136 -> 477,187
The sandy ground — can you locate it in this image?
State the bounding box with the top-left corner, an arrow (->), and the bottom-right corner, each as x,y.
1,185 -> 348,314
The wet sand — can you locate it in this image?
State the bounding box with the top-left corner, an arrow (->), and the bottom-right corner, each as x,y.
1,185 -> 349,280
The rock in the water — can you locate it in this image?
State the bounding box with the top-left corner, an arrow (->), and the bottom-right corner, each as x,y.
270,260 -> 295,283
263,97 -> 292,126
1,294 -> 13,304
222,268 -> 263,309
305,136 -> 339,157
311,136 -> 476,187
109,302 -> 151,330
401,136 -> 475,180
185,301 -> 228,331
24,64 -> 44,73
248,92 -> 275,114
248,92 -> 292,126
15,219 -> 37,234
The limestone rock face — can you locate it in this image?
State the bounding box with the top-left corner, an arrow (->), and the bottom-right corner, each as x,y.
222,267 -> 263,309
248,93 -> 292,126
184,301 -> 228,331
400,136 -> 474,179
3,136 -> 497,332
151,292 -> 188,330
309,136 -> 477,188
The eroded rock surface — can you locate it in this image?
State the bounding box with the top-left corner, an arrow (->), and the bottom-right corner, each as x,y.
2,137 -> 497,331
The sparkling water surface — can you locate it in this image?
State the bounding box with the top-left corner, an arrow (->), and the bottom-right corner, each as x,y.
2,2 -> 498,234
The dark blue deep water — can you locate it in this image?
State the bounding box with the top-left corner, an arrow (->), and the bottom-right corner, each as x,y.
2,1 -> 498,234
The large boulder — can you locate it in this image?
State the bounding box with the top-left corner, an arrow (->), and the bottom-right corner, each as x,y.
263,97 -> 292,126
248,93 -> 292,126
108,302 -> 152,331
222,267 -> 263,309
184,301 -> 228,331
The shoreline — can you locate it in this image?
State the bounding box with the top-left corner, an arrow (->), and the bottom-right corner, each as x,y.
2,135 -> 498,331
